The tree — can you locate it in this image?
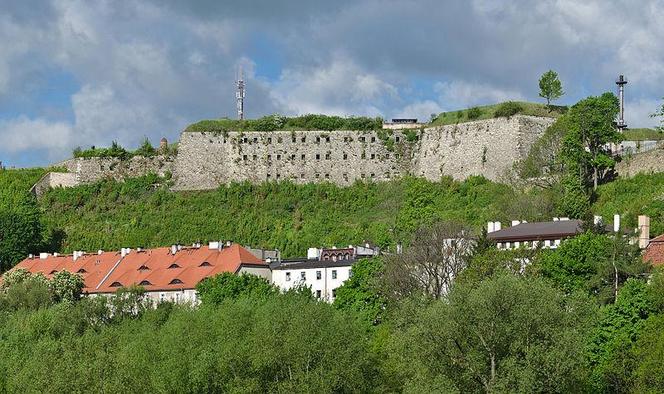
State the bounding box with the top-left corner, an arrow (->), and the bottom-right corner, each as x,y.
49,270 -> 85,303
561,93 -> 621,191
535,232 -> 647,303
650,97 -> 664,132
382,221 -> 474,300
333,257 -> 387,326
0,201 -> 44,272
195,273 -> 278,306
538,70 -> 564,106
517,117 -> 567,187
391,274 -> 595,392
134,137 -> 156,157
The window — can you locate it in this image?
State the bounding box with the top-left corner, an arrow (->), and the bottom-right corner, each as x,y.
343,153 -> 348,160
332,270 -> 338,279
359,136 -> 365,142
267,154 -> 272,160
316,153 -> 320,160
77,268 -> 87,274
300,271 -> 306,280
343,173 -> 348,180
395,136 -> 400,143
276,154 -> 281,160
110,281 -> 123,287
344,253 -> 350,260
290,154 -> 296,160
286,272 -> 291,281
316,136 -> 321,143
325,173 -> 330,179
139,280 -> 152,286
301,154 -> 306,160
385,172 -> 391,178
325,136 -> 330,142
292,137 -> 296,143
300,173 -> 305,178
301,136 -> 306,143
276,174 -> 281,179
315,173 -> 320,179
278,137 -> 283,143
267,174 -> 272,179
325,152 -> 331,160
361,173 -> 366,179
316,270 -> 322,280
371,136 -> 376,142
316,290 -> 322,298
252,154 -> 257,160
370,173 -> 375,179
199,261 -> 212,267
168,263 -> 181,269
137,265 -> 150,271
267,137 -> 272,144
370,153 -> 375,159
169,278 -> 183,285
361,152 -> 366,159
332,289 -> 337,298
243,154 -> 248,161
253,137 -> 258,143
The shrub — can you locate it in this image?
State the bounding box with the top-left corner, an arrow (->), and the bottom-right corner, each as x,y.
494,101 -> 524,118
467,107 -> 482,120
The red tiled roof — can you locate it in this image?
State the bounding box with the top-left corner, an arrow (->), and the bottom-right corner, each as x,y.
10,244 -> 267,294
644,234 -> 664,266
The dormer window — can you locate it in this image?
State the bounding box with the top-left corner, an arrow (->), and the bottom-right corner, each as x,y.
77,268 -> 87,274
168,263 -> 181,269
199,261 -> 212,267
110,281 -> 123,287
169,278 -> 183,285
139,280 -> 152,286
49,270 -> 58,275
138,265 -> 150,271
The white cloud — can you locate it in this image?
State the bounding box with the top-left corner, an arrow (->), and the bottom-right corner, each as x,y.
434,80 -> 524,111
0,116 -> 73,156
395,100 -> 443,123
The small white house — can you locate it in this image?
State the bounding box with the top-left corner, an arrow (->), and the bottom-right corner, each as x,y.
271,245 -> 378,302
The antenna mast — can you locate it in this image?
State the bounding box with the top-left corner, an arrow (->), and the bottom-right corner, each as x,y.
236,66 -> 245,120
616,74 -> 627,130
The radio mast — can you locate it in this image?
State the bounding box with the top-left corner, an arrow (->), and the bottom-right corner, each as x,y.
236,66 -> 245,120
616,75 -> 627,129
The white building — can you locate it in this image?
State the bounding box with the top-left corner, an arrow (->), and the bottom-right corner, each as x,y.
271,245 -> 378,302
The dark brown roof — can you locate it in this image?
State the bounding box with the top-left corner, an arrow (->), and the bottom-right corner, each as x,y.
487,220 -> 583,242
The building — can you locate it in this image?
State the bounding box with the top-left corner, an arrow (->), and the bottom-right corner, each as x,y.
270,245 -> 379,302
11,242 -> 270,304
487,218 -> 584,250
644,234 -> 664,266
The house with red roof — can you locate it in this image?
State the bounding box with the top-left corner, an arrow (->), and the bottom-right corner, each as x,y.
11,242 -> 271,304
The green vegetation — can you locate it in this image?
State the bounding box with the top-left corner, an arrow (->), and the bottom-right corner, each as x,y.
186,114 -> 383,133
430,101 -> 567,126
538,69 -> 565,106
622,128 -> 664,141
72,138 -> 177,160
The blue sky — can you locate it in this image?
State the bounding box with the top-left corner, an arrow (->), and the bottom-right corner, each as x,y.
1,0 -> 663,167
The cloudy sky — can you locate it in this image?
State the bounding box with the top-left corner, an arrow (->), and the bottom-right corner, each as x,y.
1,0 -> 663,167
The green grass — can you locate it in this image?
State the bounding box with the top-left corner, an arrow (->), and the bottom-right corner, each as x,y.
430,101 -> 567,126
186,114 -> 383,133
0,168 -> 47,208
622,128 -> 664,141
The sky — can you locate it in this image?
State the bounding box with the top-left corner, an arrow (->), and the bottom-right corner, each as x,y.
1,0 -> 663,167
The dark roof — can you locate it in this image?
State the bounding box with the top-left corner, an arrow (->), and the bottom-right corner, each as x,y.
271,257 -> 362,270
487,220 -> 583,242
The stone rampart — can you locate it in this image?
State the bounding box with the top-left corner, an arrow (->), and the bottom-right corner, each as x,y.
172,115 -> 555,190
616,145 -> 664,177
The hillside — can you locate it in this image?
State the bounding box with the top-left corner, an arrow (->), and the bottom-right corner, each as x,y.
430,101 -> 566,126
0,170 -> 653,258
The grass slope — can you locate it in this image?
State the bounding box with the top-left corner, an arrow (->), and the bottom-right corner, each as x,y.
430,101 -> 566,126
622,128 -> 664,141
0,168 -> 47,208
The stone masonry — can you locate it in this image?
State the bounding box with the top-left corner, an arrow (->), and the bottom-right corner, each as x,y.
172,115 -> 555,190
616,144 -> 664,177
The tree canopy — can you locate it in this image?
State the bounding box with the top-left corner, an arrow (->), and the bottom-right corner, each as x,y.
538,70 -> 565,106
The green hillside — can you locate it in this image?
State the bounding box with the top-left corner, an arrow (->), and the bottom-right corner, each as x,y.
0,170 -> 652,258
622,128 -> 664,141
430,101 -> 567,126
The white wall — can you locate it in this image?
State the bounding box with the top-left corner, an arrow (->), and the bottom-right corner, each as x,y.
272,265 -> 352,302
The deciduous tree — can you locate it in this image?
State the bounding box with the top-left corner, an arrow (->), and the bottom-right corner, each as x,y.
538,70 -> 564,106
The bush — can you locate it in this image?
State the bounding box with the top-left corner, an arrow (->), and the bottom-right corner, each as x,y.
494,101 -> 524,118
467,107 -> 482,120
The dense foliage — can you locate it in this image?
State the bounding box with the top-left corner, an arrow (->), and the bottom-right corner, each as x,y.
72,138 -> 177,160
538,69 -> 565,106
186,114 -> 383,132
430,101 -> 566,126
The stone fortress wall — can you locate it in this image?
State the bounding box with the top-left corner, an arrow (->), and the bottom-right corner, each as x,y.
616,144 -> 664,177
34,115 -> 556,194
172,115 -> 555,190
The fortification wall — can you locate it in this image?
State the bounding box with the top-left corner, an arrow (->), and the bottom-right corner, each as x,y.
616,145 -> 664,177
172,129 -> 413,190
172,115 -> 554,190
414,115 -> 554,181
30,172 -> 80,197
63,156 -> 175,183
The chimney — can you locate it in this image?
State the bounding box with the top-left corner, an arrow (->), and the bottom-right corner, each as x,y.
208,241 -> 219,250
593,215 -> 603,226
39,253 -> 49,260
487,222 -> 495,233
511,220 -> 521,227
171,245 -> 177,255
638,215 -> 650,249
97,250 -> 103,255
120,248 -> 131,257
307,248 -> 321,260
28,254 -> 34,259
494,221 -> 502,231
613,214 -> 621,233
